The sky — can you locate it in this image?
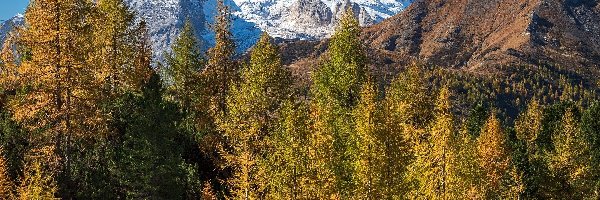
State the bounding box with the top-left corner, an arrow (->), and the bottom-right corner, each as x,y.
0,0 -> 29,21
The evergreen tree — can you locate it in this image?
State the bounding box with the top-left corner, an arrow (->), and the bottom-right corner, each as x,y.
165,19 -> 204,109
311,8 -> 367,198
221,33 -> 291,199
514,99 -> 545,198
477,113 -> 523,198
112,71 -> 187,199
548,110 -> 596,199
465,103 -> 488,138
0,110 -> 27,187
408,87 -> 457,199
581,103 -> 600,196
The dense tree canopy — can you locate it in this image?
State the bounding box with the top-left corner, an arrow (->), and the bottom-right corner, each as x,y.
0,1 -> 598,199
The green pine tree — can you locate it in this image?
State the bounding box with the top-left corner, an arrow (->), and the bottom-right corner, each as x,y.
165,19 -> 204,109
310,8 -> 367,198
221,33 -> 291,199
112,71 -> 187,199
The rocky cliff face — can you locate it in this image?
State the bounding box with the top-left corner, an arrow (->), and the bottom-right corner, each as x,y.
224,0 -> 411,41
361,0 -> 600,71
128,0 -> 206,62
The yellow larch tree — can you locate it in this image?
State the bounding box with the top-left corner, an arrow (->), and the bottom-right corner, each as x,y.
548,110 -> 596,199
477,113 -> 523,198
353,79 -> 385,199
17,147 -> 59,200
408,87 -> 458,199
515,99 -> 543,154
3,0 -> 103,179
220,33 -> 291,199
92,0 -> 150,97
0,147 -> 14,199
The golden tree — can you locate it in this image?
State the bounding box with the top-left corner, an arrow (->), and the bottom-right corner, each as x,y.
17,147 -> 59,200
353,79 -> 386,199
0,148 -> 14,199
3,0 -> 103,177
310,9 -> 366,198
477,114 -> 523,198
204,0 -> 237,116
408,87 -> 457,199
220,33 -> 291,199
548,110 -> 596,199
515,99 -> 543,154
92,0 -> 149,97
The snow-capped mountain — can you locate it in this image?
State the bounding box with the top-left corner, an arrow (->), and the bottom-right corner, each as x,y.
0,14 -> 24,45
1,0 -> 411,62
216,0 -> 410,41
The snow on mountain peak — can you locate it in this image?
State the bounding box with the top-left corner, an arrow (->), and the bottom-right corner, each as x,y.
215,0 -> 412,41
1,0 -> 412,62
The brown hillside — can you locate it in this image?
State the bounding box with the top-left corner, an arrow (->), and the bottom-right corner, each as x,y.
362,0 -> 600,71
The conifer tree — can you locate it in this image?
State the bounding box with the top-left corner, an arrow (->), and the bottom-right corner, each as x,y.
0,148 -> 14,199
265,101 -> 315,199
92,0 -> 147,96
386,65 -> 434,131
353,80 -> 385,199
581,103 -> 600,196
221,33 -> 291,199
311,8 -> 366,198
477,113 -> 523,198
199,1 -> 238,181
3,1 -> 102,195
514,99 -> 545,198
18,147 -> 59,200
408,87 -> 456,199
515,99 -> 543,153
165,19 -> 204,109
112,71 -> 187,199
453,127 -> 484,199
548,110 -> 596,199
204,0 -> 237,116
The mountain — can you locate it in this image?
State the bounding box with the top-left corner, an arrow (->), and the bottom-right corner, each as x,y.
218,0 -> 410,41
0,0 -> 411,62
0,14 -> 24,45
361,0 -> 600,71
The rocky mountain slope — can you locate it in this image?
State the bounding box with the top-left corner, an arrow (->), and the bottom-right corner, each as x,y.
0,14 -> 24,46
1,0 -> 410,62
361,0 -> 600,71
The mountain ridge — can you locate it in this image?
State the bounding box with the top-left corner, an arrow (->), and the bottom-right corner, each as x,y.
361,0 -> 600,71
0,0 -> 410,62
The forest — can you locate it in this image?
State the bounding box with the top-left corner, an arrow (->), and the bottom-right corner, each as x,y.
0,0 -> 599,199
